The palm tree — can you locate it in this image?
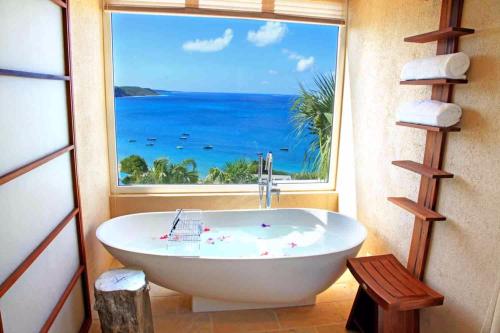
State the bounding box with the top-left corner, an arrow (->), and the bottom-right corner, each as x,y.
169,159 -> 199,184
151,158 -> 170,183
290,73 -> 335,180
224,159 -> 257,184
205,167 -> 227,184
204,159 -> 257,184
120,155 -> 199,184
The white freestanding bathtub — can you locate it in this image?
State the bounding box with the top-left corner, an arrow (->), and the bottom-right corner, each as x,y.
96,208 -> 366,312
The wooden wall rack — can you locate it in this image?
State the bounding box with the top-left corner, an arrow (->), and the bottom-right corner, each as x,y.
345,0 -> 474,332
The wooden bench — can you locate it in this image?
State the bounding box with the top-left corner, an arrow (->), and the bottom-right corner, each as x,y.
346,255 -> 444,332
347,255 -> 443,312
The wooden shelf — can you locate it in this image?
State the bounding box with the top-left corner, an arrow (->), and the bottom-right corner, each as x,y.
388,197 -> 446,221
347,3 -> 467,331
392,160 -> 453,179
404,27 -> 474,43
400,78 -> 468,85
396,121 -> 461,132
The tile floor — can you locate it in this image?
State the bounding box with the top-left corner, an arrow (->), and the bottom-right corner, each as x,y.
90,260 -> 358,333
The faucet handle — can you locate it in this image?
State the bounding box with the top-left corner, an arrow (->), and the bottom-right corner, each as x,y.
257,153 -> 263,177
273,188 -> 280,204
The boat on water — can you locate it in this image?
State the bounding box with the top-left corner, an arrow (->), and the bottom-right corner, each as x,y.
181,133 -> 190,136
176,146 -> 184,149
203,145 -> 214,150
128,139 -> 137,143
147,137 -> 157,141
179,135 -> 189,140
280,147 -> 289,152
146,143 -> 154,146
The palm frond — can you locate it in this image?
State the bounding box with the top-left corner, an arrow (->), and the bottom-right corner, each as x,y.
290,73 -> 335,179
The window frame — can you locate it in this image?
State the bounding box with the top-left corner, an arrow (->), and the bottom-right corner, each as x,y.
103,11 -> 346,194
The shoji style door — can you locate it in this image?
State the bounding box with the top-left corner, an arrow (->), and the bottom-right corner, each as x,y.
0,0 -> 91,332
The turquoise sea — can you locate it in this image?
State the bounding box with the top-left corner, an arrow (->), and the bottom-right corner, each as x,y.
115,92 -> 315,177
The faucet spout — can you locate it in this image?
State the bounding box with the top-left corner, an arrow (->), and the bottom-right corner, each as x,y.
257,152 -> 279,209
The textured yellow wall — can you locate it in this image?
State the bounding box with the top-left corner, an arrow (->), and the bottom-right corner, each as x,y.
70,0 -> 113,311
110,191 -> 338,217
345,0 -> 500,331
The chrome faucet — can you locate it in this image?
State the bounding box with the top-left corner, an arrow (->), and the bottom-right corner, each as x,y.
257,153 -> 265,209
257,152 -> 280,209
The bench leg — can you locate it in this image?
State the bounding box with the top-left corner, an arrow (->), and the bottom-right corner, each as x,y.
378,308 -> 419,333
346,286 -> 419,333
346,286 -> 378,333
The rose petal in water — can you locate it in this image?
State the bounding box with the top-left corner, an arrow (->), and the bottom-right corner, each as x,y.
289,242 -> 298,248
160,234 -> 168,240
260,251 -> 269,256
203,227 -> 211,232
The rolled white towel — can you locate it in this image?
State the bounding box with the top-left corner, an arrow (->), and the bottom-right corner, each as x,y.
401,52 -> 470,80
397,100 -> 462,127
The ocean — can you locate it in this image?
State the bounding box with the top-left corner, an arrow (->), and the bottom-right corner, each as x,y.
114,92 -> 314,177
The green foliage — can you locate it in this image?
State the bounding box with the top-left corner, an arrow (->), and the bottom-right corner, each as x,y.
291,73 -> 335,180
121,155 -> 148,174
120,155 -> 199,185
204,159 -> 258,184
120,153 -> 317,185
204,167 -> 227,184
120,155 -> 149,184
291,171 -> 320,180
114,86 -> 159,97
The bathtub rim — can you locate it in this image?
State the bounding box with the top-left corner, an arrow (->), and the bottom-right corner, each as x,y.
96,208 -> 367,261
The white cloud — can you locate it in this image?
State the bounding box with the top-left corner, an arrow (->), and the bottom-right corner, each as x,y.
247,22 -> 287,47
268,69 -> 278,75
282,49 -> 315,72
296,57 -> 315,72
283,49 -> 301,60
182,29 -> 233,53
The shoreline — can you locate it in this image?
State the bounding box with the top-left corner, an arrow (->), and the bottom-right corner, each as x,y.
115,90 -> 299,98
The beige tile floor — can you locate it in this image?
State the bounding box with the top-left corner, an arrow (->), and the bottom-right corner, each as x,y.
90,260 -> 358,333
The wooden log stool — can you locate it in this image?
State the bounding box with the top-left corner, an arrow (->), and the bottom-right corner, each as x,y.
94,268 -> 154,333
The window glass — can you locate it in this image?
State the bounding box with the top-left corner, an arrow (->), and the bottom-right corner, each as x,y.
111,13 -> 339,185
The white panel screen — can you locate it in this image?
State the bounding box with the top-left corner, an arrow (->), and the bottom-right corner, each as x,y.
0,154 -> 75,283
48,278 -> 85,333
0,76 -> 70,175
0,0 -> 65,75
0,218 -> 81,333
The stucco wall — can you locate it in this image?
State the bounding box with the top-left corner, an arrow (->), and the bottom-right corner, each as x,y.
110,191 -> 338,217
344,0 -> 500,331
70,0 -> 112,311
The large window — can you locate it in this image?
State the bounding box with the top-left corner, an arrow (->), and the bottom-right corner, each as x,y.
106,12 -> 342,190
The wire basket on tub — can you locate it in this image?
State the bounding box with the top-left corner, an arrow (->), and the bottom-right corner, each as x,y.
167,209 -> 203,248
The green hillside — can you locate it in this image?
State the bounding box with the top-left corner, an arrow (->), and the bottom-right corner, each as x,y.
114,86 -> 159,97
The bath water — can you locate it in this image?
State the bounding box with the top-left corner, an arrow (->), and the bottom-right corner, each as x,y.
124,223 -> 346,258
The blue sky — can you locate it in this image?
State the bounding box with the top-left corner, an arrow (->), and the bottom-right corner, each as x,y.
112,14 -> 339,95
